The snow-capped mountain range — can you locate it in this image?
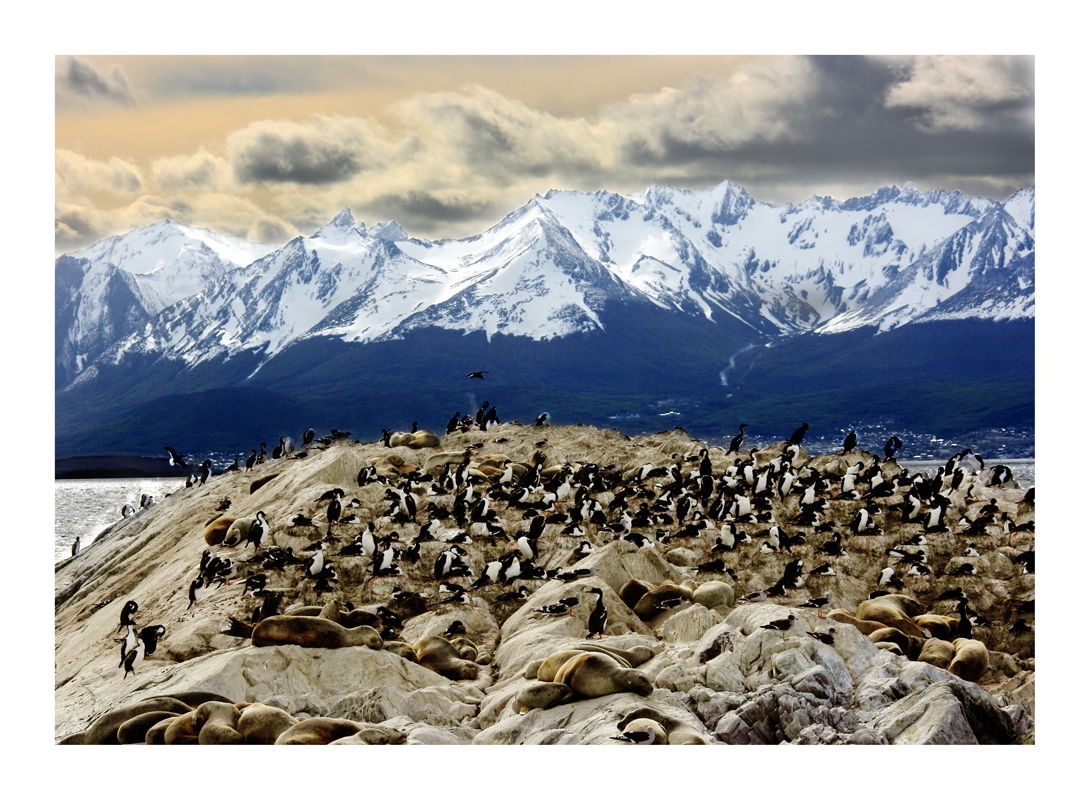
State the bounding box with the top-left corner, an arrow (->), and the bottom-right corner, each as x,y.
56,180 -> 1033,392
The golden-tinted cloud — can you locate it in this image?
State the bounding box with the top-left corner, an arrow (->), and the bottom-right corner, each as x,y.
55,55 -> 1034,253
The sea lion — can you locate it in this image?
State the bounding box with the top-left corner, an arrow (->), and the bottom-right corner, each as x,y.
917,638 -> 957,669
619,578 -> 656,610
412,636 -> 479,680
868,627 -> 924,659
237,703 -> 298,744
251,615 -> 382,649
448,635 -> 479,661
249,474 -> 279,494
828,609 -> 889,636
615,718 -> 669,744
194,701 -> 244,745
633,582 -> 693,621
342,609 -> 384,628
146,691 -> 235,708
912,614 -> 958,641
144,715 -> 178,744
78,697 -> 193,745
115,711 -> 180,744
514,682 -> 575,712
383,640 -> 418,662
203,517 -> 236,546
283,604 -> 323,615
855,595 -> 929,638
874,641 -> 904,656
327,724 -> 408,745
222,516 -> 255,547
521,642 -> 654,679
534,648 -> 632,682
275,717 -> 365,745
318,599 -> 341,621
615,706 -> 706,745
553,652 -> 653,699
949,638 -> 989,683
692,580 -> 735,610
163,710 -> 202,745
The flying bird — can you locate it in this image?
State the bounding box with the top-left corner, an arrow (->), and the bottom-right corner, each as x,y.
466,371 -> 487,380
164,446 -> 187,468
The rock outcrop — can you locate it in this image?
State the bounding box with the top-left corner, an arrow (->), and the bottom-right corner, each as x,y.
56,423 -> 1034,743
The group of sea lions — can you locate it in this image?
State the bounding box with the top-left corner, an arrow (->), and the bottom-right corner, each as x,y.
516,641 -> 656,711
827,592 -> 990,681
59,692 -> 406,745
239,598 -> 486,680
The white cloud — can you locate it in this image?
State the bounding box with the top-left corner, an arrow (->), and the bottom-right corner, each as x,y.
55,150 -> 143,195
884,55 -> 1032,131
151,148 -> 229,190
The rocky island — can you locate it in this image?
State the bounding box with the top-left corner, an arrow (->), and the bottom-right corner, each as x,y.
54,422 -> 1034,744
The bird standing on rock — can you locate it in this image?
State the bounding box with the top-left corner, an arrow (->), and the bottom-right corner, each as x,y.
761,615 -> 796,638
585,587 -> 607,639
118,600 -> 138,631
788,423 -> 809,446
728,423 -> 748,454
533,597 -> 580,616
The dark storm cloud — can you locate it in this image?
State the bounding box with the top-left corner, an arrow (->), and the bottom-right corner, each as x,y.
56,56 -> 136,108
366,191 -> 496,232
226,118 -> 384,185
616,56 -> 1033,202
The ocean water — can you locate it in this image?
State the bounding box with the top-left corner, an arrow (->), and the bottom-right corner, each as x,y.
54,477 -> 185,562
53,462 -> 1035,564
900,459 -> 1034,487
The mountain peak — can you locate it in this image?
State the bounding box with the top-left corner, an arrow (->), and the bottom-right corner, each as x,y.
328,207 -> 356,228
311,207 -> 365,240
368,220 -> 407,242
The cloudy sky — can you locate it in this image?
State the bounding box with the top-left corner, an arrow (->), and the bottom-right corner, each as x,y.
55,54 -> 1034,253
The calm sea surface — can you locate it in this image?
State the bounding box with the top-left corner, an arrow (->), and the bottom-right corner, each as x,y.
53,462 -> 1034,563
54,477 -> 185,562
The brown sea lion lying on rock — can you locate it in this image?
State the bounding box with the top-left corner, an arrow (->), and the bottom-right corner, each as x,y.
917,638 -> 957,670
383,640 -> 418,661
115,711 -> 182,744
554,652 -> 654,699
828,609 -> 889,636
855,594 -> 929,638
869,627 -> 925,660
912,614 -> 959,641
388,430 -> 442,449
412,636 -> 479,680
517,651 -> 654,711
251,615 -> 382,649
615,706 -> 707,745
619,578 -> 656,609
61,696 -> 195,744
275,717 -> 406,745
632,581 -> 694,621
521,642 -> 655,680
194,701 -> 244,744
237,703 -> 299,744
949,638 -> 989,682
203,517 -> 235,546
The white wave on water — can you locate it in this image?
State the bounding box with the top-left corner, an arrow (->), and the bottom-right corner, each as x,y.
54,478 -> 185,562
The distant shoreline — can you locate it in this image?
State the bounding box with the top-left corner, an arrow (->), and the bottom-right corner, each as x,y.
55,455 -> 190,480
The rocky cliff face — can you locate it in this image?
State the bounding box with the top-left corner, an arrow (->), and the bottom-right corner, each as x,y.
55,423 -> 1033,744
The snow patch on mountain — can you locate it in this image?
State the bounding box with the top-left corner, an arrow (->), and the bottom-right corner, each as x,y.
58,181 -> 1034,386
